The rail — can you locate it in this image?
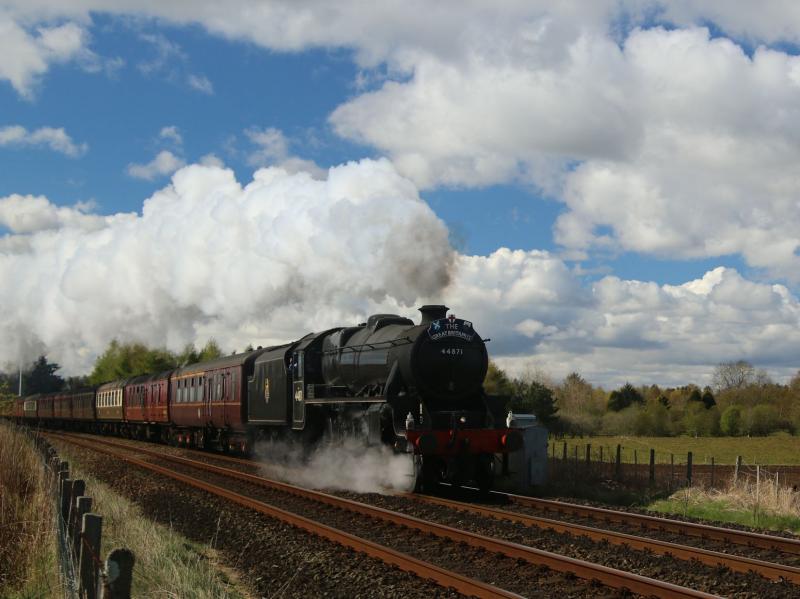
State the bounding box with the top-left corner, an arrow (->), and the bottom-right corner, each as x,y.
51,433 -> 721,599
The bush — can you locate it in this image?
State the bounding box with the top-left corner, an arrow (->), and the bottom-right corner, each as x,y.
746,404 -> 782,436
720,405 -> 743,436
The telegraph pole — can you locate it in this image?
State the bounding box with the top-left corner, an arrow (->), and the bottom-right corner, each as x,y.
18,366 -> 22,396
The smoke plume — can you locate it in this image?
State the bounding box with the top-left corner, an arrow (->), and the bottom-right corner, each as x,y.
0,159 -> 453,373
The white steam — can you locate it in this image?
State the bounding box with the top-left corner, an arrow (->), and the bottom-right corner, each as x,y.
0,159 -> 453,373
255,439 -> 415,494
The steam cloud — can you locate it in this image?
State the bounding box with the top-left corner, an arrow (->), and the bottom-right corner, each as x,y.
255,439 -> 415,494
0,159 -> 453,373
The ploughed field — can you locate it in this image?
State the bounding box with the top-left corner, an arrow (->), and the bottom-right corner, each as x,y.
46,432 -> 800,598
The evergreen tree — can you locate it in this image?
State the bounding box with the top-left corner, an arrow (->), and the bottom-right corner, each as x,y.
509,380 -> 558,426
24,356 -> 65,394
484,361 -> 514,395
701,386 -> 716,409
687,387 -> 703,405
198,339 -> 224,362
607,382 -> 644,411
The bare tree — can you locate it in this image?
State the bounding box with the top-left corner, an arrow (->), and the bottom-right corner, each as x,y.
711,360 -> 769,391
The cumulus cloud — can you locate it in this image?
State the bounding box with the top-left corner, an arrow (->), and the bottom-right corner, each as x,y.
2,159 -> 800,386
0,159 -> 452,373
0,125 -> 88,157
245,127 -> 325,178
446,254 -> 800,387
0,195 -> 108,234
126,150 -> 186,180
0,15 -> 88,97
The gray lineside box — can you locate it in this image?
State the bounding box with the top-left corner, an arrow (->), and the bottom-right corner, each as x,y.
502,413 -> 548,490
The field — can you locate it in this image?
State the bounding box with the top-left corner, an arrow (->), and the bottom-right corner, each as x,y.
553,433 -> 800,465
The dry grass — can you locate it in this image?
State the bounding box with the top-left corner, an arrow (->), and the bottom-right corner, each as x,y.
650,472 -> 800,533
55,444 -> 254,599
0,422 -> 60,598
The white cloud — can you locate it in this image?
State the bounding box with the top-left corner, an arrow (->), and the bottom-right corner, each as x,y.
158,125 -> 182,146
187,73 -> 213,94
126,150 -> 186,180
2,159 -> 799,387
0,159 -> 451,374
245,127 -> 326,179
0,125 -> 88,157
0,194 -> 109,234
0,15 -> 89,97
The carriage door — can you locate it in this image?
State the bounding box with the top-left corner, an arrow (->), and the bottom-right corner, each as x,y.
292,351 -> 305,429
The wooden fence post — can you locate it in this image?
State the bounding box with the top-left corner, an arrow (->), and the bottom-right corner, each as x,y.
562,441 -> 567,461
670,453 -> 674,491
634,450 -> 638,482
686,451 -> 693,486
101,549 -> 135,599
649,448 -> 655,485
60,479 -> 74,523
734,456 -> 742,484
79,513 -> 102,599
73,496 -> 92,558
615,444 -> 622,481
68,480 -> 86,530
585,443 -> 591,467
710,458 -> 715,489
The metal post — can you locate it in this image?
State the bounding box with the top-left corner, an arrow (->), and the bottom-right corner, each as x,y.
585,443 -> 591,466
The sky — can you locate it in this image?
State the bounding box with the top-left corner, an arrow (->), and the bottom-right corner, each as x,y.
2,1 -> 800,388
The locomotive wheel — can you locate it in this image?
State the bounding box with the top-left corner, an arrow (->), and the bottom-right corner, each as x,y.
413,456 -> 440,493
475,454 -> 495,496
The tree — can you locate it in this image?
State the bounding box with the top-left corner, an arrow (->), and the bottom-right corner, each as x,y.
509,380 -> 558,426
24,356 -> 64,394
657,394 -> 671,409
483,361 -> 514,396
607,383 -> 644,412
701,386 -> 716,409
687,387 -> 703,405
89,340 -> 178,385
720,405 -> 742,436
558,372 -> 595,413
712,360 -> 770,391
198,339 -> 224,362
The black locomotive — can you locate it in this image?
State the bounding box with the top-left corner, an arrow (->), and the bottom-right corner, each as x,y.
248,304 -> 521,491
16,305 -> 521,492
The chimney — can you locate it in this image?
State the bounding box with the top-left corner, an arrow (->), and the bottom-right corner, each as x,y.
418,305 -> 448,325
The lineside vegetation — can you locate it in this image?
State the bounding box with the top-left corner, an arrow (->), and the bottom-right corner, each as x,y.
52,443 -> 254,599
0,423 -> 60,598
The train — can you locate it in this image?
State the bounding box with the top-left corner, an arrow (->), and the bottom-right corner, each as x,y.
14,305 -> 522,492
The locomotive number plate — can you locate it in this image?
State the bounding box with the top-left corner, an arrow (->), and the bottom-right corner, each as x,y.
440,347 -> 463,356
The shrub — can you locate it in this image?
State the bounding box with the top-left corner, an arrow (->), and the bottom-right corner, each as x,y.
720,405 -> 743,436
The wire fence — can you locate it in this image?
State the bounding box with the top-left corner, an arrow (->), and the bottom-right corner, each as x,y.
547,439 -> 800,494
33,435 -> 135,599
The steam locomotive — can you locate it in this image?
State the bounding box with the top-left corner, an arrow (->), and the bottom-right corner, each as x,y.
15,305 -> 521,492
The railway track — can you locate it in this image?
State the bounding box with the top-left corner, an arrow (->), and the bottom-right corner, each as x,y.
495,491 -> 800,555
48,432 -> 725,599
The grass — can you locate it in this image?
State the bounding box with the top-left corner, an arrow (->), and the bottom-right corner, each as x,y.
552,432 -> 800,465
648,480 -> 800,534
55,444 -> 254,599
0,422 -> 60,598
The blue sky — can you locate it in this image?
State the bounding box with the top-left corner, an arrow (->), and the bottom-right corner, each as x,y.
2,2 -> 800,387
